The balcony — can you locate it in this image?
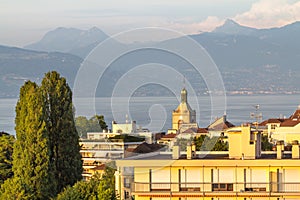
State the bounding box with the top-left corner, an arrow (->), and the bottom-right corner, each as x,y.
132,182 -> 300,197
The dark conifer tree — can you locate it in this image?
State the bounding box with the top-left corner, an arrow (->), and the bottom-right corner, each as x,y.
40,71 -> 82,194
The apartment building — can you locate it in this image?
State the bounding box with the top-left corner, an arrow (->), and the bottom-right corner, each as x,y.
115,125 -> 300,200
80,138 -> 143,180
260,106 -> 300,144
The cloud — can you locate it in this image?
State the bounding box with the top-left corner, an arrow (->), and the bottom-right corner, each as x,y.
233,0 -> 300,28
165,16 -> 225,34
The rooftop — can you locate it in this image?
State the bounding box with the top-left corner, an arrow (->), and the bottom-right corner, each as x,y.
121,151 -> 292,161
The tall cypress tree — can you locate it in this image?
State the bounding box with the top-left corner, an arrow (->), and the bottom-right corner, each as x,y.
0,132 -> 14,185
3,81 -> 54,199
40,71 -> 82,194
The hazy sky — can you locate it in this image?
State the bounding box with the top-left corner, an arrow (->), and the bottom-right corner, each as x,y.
1,0 -> 300,47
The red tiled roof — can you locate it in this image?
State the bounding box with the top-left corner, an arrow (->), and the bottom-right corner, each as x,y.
280,119 -> 300,127
259,118 -> 284,126
126,148 -> 135,152
182,127 -> 198,134
161,134 -> 177,139
197,128 -> 208,133
92,164 -> 106,171
208,121 -> 235,131
131,142 -> 163,154
289,109 -> 300,120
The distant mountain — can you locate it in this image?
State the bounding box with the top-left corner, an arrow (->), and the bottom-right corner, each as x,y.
24,27 -> 109,58
185,19 -> 300,94
214,19 -> 300,51
213,19 -> 259,36
193,19 -> 300,70
2,20 -> 300,98
0,45 -> 82,97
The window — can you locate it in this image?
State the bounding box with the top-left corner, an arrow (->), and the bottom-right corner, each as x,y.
124,178 -> 130,188
151,168 -> 171,191
212,183 -> 233,191
250,132 -> 255,141
245,169 -> 267,191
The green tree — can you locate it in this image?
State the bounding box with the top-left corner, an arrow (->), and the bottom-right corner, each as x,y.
0,132 -> 14,185
91,115 -> 108,131
1,81 -> 54,199
0,176 -> 24,199
56,178 -> 99,200
193,135 -> 228,151
75,115 -> 108,138
75,116 -> 90,138
40,71 -> 82,194
56,165 -> 116,200
261,135 -> 273,151
97,166 -> 116,200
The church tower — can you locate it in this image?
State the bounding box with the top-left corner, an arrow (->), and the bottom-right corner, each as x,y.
172,88 -> 196,131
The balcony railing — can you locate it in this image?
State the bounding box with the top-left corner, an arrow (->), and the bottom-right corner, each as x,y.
132,182 -> 300,194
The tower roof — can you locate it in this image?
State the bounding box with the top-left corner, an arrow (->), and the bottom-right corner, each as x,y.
181,88 -> 187,103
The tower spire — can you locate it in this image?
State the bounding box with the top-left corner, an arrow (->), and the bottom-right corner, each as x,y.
181,75 -> 187,103
181,88 -> 187,103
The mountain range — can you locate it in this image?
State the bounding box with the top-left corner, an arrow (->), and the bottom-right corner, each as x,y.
1,19 -> 300,98
25,27 -> 109,58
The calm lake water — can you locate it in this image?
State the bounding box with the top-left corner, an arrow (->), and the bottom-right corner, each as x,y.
1,95 -> 300,135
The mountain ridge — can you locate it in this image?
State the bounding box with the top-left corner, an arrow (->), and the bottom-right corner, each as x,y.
0,45 -> 82,97
1,20 -> 300,97
24,27 -> 109,57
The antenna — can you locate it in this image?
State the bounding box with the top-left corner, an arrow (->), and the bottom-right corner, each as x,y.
183,75 -> 186,89
250,104 -> 262,129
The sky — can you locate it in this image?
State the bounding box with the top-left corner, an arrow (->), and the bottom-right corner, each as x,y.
1,0 -> 300,47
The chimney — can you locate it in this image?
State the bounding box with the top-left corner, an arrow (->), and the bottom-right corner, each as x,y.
187,142 -> 196,159
192,142 -> 196,152
276,140 -> 284,159
172,142 -> 180,159
187,145 -> 192,159
292,140 -> 300,159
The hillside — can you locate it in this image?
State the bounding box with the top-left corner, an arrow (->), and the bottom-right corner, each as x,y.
0,45 -> 82,97
24,27 -> 109,58
2,21 -> 300,97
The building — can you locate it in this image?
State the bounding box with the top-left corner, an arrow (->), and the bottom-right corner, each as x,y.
208,114 -> 235,137
87,131 -> 120,140
82,163 -> 106,181
260,106 -> 300,144
157,133 -> 177,150
172,88 -> 197,132
115,124 -> 300,200
112,120 -> 137,133
80,138 -> 143,180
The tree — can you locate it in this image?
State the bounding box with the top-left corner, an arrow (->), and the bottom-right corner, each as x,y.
75,116 -> 90,138
261,135 -> 273,151
56,165 -> 116,200
97,166 -> 116,200
75,115 -> 108,138
193,135 -> 228,151
0,132 -> 14,185
40,71 -> 82,194
0,176 -> 24,199
0,72 -> 83,199
56,178 -> 99,200
91,115 -> 108,131
1,81 -> 54,199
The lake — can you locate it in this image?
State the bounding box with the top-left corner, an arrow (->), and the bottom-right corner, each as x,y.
1,95 -> 300,135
